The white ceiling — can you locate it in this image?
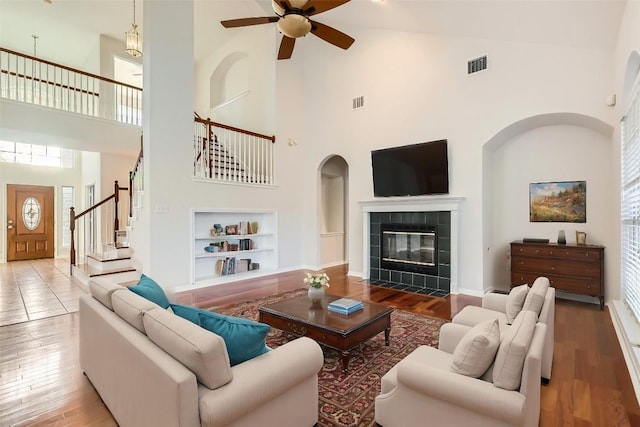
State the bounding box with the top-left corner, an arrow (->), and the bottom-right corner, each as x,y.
0,0 -> 627,71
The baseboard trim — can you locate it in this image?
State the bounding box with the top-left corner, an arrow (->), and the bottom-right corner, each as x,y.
610,300 -> 640,405
456,287 -> 485,298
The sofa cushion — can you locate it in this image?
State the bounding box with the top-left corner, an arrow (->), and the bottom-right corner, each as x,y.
170,304 -> 202,325
492,310 -> 537,390
198,311 -> 270,366
505,284 -> 529,325
128,274 -> 171,309
89,277 -> 122,310
450,318 -> 500,378
521,277 -> 549,316
112,288 -> 160,333
143,307 -> 233,390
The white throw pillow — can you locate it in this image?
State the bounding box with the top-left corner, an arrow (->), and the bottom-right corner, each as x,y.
450,318 -> 500,378
505,284 -> 529,325
492,310 -> 537,390
522,277 -> 550,316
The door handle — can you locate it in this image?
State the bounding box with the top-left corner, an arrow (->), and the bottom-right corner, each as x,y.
7,219 -> 13,230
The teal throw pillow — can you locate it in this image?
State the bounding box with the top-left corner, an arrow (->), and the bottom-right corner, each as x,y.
170,304 -> 202,325
198,311 -> 270,366
128,274 -> 171,309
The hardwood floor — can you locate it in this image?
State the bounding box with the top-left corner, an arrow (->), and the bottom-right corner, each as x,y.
1,263 -> 638,426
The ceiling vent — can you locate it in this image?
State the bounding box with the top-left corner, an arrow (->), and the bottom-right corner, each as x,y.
353,96 -> 364,109
467,55 -> 487,74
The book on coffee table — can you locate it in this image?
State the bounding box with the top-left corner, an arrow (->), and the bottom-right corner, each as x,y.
328,298 -> 364,315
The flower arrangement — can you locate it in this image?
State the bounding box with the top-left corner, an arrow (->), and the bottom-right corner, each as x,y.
303,272 -> 330,289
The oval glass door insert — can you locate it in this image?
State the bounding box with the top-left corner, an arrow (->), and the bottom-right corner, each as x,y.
22,196 -> 41,230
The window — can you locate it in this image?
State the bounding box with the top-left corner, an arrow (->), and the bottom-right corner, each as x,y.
0,141 -> 73,168
61,186 -> 74,248
621,81 -> 640,320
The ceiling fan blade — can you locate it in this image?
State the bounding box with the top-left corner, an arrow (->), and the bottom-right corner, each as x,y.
304,0 -> 350,16
309,20 -> 355,50
278,36 -> 296,60
221,17 -> 279,28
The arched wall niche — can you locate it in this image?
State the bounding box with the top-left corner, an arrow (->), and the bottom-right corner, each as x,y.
481,112 -> 614,293
209,51 -> 249,110
318,154 -> 349,268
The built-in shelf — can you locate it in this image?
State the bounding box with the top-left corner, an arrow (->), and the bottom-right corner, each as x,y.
192,209 -> 278,287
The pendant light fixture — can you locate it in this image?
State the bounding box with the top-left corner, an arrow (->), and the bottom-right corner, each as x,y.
125,0 -> 142,57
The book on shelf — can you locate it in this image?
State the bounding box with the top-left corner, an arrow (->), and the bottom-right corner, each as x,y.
215,257 -> 238,276
328,298 -> 364,315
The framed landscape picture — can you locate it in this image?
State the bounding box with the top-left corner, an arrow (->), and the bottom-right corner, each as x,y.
529,181 -> 586,223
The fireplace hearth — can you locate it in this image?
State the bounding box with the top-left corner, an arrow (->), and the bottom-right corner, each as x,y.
360,195 -> 464,296
368,211 -> 450,296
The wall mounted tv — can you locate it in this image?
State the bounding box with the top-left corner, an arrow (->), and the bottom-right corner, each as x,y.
371,139 -> 449,197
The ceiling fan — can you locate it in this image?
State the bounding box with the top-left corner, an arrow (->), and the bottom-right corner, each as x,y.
220,0 -> 355,60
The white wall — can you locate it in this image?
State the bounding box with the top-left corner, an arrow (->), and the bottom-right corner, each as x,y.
0,154 -> 84,261
487,124 -> 613,292
195,25 -> 276,135
273,28 -> 616,296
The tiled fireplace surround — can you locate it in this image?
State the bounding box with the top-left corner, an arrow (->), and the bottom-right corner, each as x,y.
360,196 -> 464,297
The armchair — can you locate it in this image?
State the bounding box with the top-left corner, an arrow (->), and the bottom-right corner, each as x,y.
375,320 -> 546,427
452,277 -> 555,382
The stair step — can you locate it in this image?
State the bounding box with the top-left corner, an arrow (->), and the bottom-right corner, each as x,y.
76,263 -> 138,278
87,254 -> 132,272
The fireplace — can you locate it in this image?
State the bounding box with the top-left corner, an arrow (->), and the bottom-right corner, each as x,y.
360,195 -> 464,296
380,224 -> 437,275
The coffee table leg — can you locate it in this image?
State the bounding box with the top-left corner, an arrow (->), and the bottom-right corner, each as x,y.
341,351 -> 351,373
384,327 -> 390,346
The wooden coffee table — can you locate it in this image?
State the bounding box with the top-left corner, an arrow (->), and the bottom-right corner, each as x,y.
258,294 -> 393,373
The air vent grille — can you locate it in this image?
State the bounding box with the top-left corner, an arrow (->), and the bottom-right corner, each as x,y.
467,55 -> 487,74
353,96 -> 364,109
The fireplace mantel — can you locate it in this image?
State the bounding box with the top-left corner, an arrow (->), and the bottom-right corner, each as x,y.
360,195 -> 465,294
360,195 -> 465,213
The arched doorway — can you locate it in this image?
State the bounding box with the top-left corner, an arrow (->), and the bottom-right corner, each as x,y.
319,155 -> 348,268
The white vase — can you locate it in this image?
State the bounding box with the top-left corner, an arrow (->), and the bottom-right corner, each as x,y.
307,286 -> 325,303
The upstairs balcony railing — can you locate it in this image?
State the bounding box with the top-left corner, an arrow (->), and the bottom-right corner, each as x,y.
194,114 -> 275,186
0,47 -> 142,125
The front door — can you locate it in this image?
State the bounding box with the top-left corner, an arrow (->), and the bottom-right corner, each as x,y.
7,184 -> 55,261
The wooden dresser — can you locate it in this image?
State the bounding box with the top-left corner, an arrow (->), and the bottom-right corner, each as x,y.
510,240 -> 605,310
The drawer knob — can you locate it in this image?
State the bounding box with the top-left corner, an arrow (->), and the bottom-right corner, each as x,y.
519,248 -> 523,252
551,267 -> 555,270
535,249 -> 540,253
550,251 -> 553,254
587,285 -> 591,289
520,261 -> 524,265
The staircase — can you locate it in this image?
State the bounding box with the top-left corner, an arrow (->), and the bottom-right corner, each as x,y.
72,243 -> 140,287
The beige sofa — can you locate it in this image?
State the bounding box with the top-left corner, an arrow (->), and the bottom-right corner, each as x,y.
452,277 -> 555,382
79,278 -> 324,427
375,312 -> 546,427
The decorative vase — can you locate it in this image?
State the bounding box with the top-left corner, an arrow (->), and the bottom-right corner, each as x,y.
557,230 -> 567,245
307,286 -> 325,303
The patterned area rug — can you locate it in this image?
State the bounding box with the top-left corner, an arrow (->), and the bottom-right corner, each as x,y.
212,289 -> 448,427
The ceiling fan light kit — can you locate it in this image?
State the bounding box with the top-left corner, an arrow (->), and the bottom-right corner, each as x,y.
221,0 -> 354,60
277,14 -> 312,38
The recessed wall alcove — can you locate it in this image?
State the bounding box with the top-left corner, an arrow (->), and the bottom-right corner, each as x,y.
481,113 -> 615,294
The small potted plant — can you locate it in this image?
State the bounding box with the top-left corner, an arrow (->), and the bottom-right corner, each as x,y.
304,272 -> 330,303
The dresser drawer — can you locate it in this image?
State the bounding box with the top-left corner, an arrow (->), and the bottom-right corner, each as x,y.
512,255 -> 601,279
511,272 -> 601,296
512,244 -> 602,260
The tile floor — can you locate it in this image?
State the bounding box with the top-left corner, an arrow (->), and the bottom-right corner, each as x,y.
0,258 -> 87,326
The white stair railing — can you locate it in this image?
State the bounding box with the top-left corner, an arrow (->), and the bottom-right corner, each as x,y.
1,47 -> 142,125
194,115 -> 275,185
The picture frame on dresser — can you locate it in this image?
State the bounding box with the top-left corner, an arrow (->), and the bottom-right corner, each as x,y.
576,231 -> 587,245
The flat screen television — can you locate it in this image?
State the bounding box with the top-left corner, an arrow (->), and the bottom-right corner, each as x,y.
371,139 -> 449,197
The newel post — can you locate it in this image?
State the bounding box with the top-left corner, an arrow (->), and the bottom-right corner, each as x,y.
69,207 -> 76,275
113,180 -> 120,244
